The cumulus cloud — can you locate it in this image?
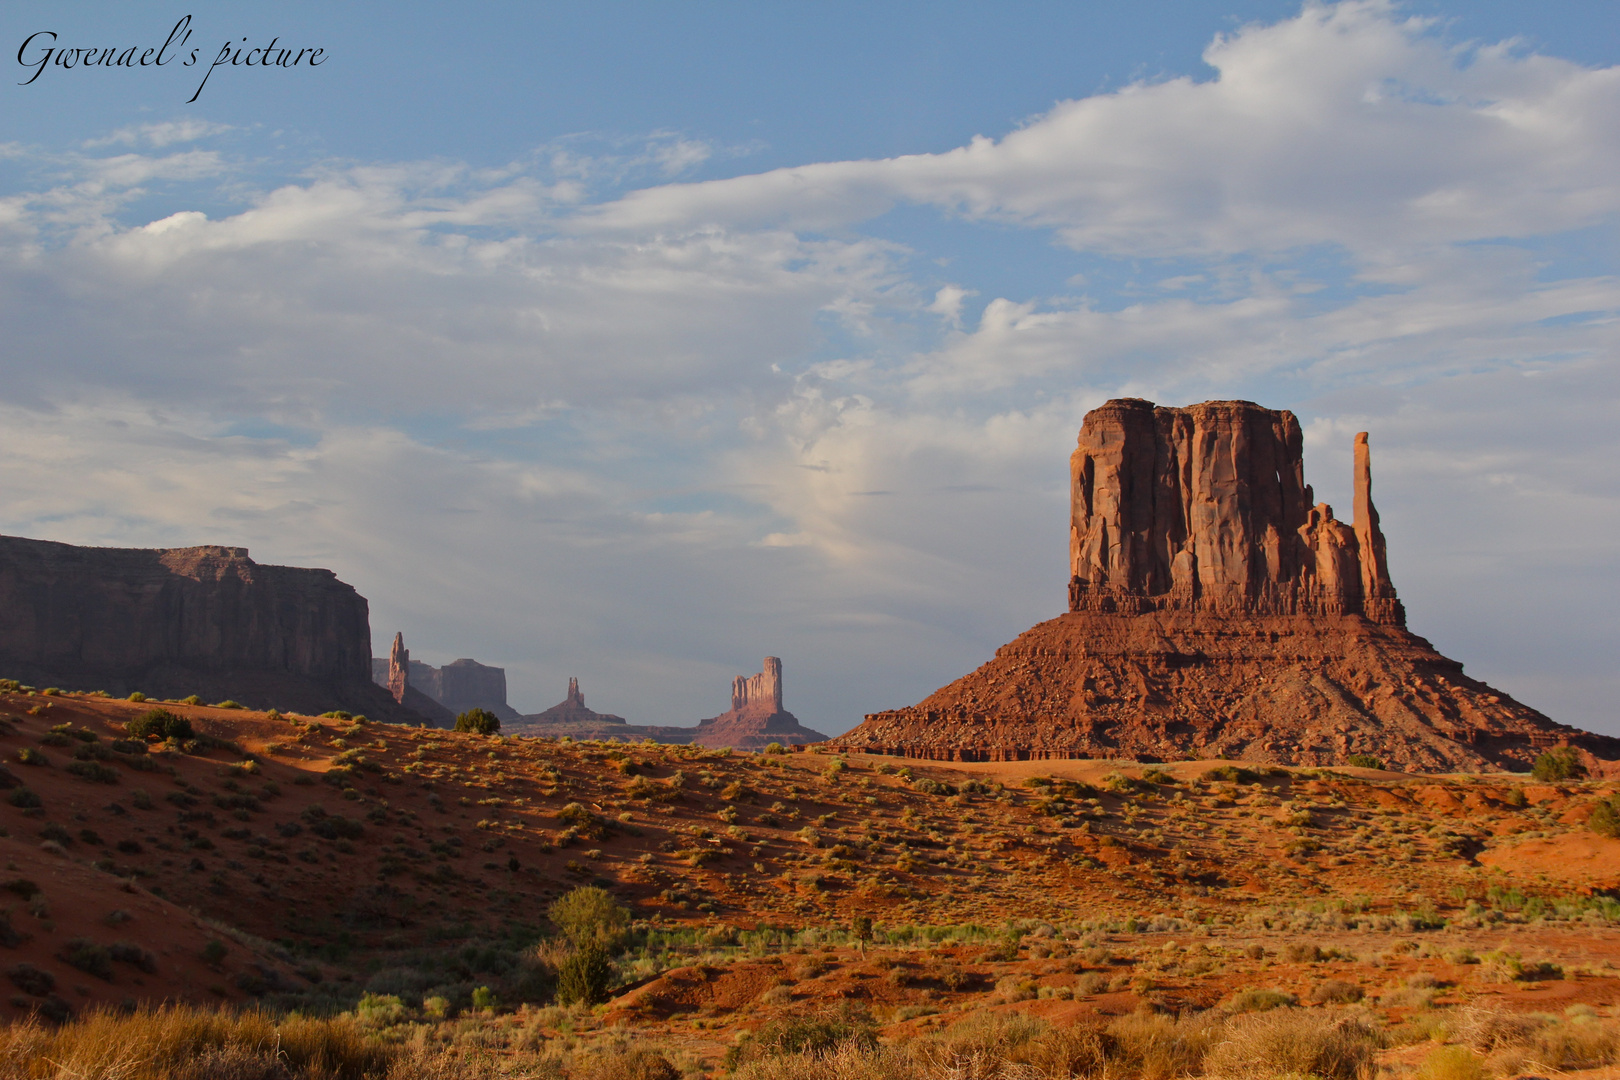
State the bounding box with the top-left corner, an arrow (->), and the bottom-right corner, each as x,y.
583,1 -> 1620,258
0,2 -> 1615,734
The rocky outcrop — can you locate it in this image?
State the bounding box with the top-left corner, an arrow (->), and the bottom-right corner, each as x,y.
833,400 -> 1620,772
0,534 -> 421,722
689,657 -> 828,750
376,633 -> 456,727
372,642 -> 513,726
1067,399 -> 1404,623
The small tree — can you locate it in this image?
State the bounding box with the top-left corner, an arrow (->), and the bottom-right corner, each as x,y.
1590,797 -> 1620,839
455,708 -> 500,735
548,885 -> 629,949
555,942 -> 612,1005
1531,747 -> 1583,782
1346,754 -> 1384,770
127,708 -> 193,741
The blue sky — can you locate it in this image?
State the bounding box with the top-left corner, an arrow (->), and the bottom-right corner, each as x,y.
2,2 -> 1618,736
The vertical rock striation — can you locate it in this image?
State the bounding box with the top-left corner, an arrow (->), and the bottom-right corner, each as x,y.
1067,399 -> 1402,624
833,399 -> 1618,771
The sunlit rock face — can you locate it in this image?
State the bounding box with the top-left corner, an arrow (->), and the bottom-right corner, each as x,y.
834,400 -> 1617,772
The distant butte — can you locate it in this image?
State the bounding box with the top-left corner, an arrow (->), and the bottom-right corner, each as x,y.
508,677 -> 644,739
687,657 -> 829,750
832,398 -> 1620,771
507,659 -> 827,750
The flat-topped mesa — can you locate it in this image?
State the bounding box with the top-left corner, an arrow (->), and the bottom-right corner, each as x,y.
1068,399 -> 1404,625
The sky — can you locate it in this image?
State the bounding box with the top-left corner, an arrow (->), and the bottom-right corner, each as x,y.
1,2 -> 1617,736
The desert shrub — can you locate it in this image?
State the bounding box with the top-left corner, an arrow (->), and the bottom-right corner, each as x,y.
1532,747 -> 1584,782
549,885 -> 629,948
7,788 -> 40,809
1205,1009 -> 1378,1080
16,747 -> 47,766
1529,1017 -> 1620,1070
763,742 -> 786,755
110,942 -> 157,973
1309,979 -> 1365,1004
59,938 -> 114,981
1346,753 -> 1385,769
730,1004 -> 878,1068
213,700 -> 244,710
66,760 -> 119,784
6,963 -> 54,996
1224,987 -> 1297,1013
454,708 -> 500,735
1076,971 -> 1109,994
1203,765 -> 1259,784
1589,796 -> 1620,838
0,1004 -> 392,1078
4,879 -> 41,900
126,692 -> 147,702
127,709 -> 193,741
201,939 -> 228,965
555,942 -> 613,1005
573,1044 -> 682,1080
1102,1011 -> 1221,1077
1415,1044 -> 1486,1080
995,974 -> 1037,1002
1282,942 -> 1323,963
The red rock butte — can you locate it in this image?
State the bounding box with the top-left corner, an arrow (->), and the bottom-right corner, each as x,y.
833,398 -> 1620,771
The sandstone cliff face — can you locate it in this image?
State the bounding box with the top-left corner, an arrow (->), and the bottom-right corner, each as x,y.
1068,399 -> 1403,624
373,644 -> 513,726
834,400 -> 1618,772
0,535 -> 415,721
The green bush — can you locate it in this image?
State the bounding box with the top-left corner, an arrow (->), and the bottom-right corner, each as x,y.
549,885 -> 629,948
454,708 -> 500,735
65,761 -> 119,784
555,942 -> 612,1005
213,700 -> 245,710
16,748 -> 47,767
1203,765 -> 1260,784
1532,747 -> 1584,782
728,1004 -> 878,1068
1590,797 -> 1620,839
127,709 -> 193,741
1346,754 -> 1384,770
59,939 -> 113,981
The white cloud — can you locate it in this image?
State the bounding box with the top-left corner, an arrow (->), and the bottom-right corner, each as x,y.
582,1 -> 1620,258
84,119 -> 234,149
